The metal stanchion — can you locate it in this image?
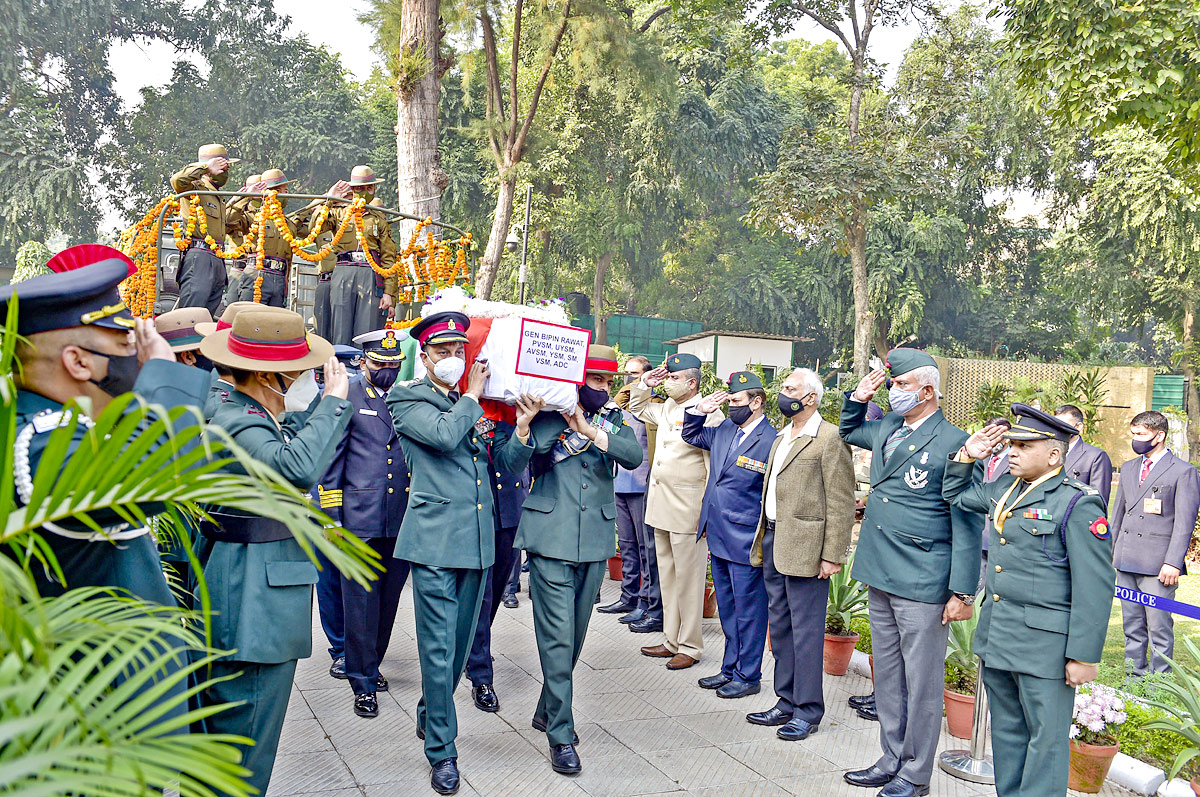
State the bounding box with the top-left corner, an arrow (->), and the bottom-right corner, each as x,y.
939,660 -> 994,784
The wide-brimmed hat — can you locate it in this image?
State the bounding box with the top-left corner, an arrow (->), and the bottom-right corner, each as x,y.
195,301 -> 289,336
197,143 -> 241,164
261,168 -> 290,189
200,308 -> 334,372
155,307 -> 213,352
243,173 -> 263,190
348,165 -> 382,186
585,344 -> 620,376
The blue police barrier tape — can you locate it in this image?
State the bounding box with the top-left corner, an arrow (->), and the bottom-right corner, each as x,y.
1115,585 -> 1200,621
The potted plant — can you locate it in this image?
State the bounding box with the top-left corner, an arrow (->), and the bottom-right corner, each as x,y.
1143,637 -> 1200,795
823,554 -> 867,675
943,593 -> 983,739
703,555 -> 718,618
1068,683 -> 1127,793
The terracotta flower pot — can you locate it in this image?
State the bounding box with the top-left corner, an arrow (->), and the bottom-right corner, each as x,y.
607,555 -> 622,581
869,654 -> 874,683
823,631 -> 860,675
703,585 -> 718,618
1067,739 -> 1120,794
943,688 -> 975,739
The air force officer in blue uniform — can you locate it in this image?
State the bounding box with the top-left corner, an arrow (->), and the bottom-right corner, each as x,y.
681,371 -> 776,698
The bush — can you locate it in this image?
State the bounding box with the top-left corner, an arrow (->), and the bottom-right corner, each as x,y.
1120,701 -> 1198,779
850,615 -> 872,654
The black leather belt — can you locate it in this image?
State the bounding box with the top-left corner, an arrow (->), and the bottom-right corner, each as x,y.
765,519 -> 776,532
200,511 -> 293,544
187,239 -> 217,252
336,251 -> 380,267
260,256 -> 287,274
318,271 -> 332,282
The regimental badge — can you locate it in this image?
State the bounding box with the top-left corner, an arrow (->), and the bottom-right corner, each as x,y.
920,451 -> 929,465
738,374 -> 748,383
1089,517 -> 1110,539
382,331 -> 397,349
904,465 -> 929,490
447,320 -> 457,331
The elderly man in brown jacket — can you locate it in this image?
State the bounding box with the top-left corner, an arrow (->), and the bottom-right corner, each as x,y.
747,367 -> 855,741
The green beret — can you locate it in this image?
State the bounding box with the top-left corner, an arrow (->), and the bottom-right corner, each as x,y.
727,371 -> 763,393
885,347 -> 937,377
666,353 -> 702,372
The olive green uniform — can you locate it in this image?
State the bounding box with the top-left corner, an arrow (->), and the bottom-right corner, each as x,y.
386,377 -> 533,766
943,461 -> 1116,797
519,405 -> 643,745
171,163 -> 232,314
201,389 -> 352,796
319,202 -> 400,345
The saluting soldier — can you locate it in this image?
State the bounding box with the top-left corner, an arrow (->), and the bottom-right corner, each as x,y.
944,405 -> 1116,797
222,172 -> 261,315
519,345 -> 643,774
228,168 -> 304,308
318,328 -> 413,719
315,166 -> 400,345
386,311 -> 542,795
154,306 -> 213,370
171,143 -> 240,314
198,309 -> 352,797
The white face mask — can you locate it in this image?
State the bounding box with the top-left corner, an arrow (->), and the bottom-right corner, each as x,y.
432,356 -> 466,387
284,370 -> 319,413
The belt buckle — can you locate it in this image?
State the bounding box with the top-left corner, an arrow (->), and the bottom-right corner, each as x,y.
351,251 -> 367,264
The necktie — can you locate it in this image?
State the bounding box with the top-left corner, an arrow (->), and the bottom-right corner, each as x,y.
448,390 -> 461,402
883,425 -> 913,463
987,454 -> 999,480
1140,456 -> 1151,485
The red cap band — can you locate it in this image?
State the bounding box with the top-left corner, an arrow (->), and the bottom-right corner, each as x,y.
216,319 -> 232,331
227,333 -> 312,361
586,356 -> 619,373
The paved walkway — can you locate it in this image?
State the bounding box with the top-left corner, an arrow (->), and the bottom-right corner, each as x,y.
268,577 -> 1131,796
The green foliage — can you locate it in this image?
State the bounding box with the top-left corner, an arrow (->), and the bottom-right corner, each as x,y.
825,552 -> 868,636
1143,636 -> 1200,780
944,593 -> 984,695
973,381 -> 1012,426
10,241 -> 52,285
1000,0 -> 1200,168
1056,368 -> 1107,438
850,614 -> 872,654
1120,700 -> 1199,781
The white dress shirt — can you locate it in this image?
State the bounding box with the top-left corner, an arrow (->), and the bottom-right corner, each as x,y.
765,411 -> 822,522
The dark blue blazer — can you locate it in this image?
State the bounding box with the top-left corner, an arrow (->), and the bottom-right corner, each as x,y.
682,411 -> 777,565
485,420 -> 531,530
320,380 -> 410,539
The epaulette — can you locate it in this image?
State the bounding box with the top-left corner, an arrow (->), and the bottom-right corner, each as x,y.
246,405 -> 267,418
1062,475 -> 1098,496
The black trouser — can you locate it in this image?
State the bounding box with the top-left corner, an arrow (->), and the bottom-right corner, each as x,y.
237,266 -> 288,307
341,537 -> 410,695
467,524 -> 519,685
762,523 -> 828,724
177,246 -> 227,315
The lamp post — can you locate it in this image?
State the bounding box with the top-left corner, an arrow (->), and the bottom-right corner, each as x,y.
939,662 -> 995,784
518,186 -> 531,304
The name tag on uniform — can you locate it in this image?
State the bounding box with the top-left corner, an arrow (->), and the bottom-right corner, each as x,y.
359,408 -> 378,416
1144,497 -> 1163,515
737,455 -> 767,473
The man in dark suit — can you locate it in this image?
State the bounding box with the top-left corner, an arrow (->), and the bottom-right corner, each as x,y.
1055,404 -> 1114,507
840,349 -> 983,797
682,371 -> 777,699
1110,410 -> 1200,675
466,432 -> 531,712
746,368 -> 855,740
319,329 -> 413,719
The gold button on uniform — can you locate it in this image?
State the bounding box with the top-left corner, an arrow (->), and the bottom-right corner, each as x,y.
477,480 -> 482,486
387,458 -> 392,465
995,565 -> 1002,572
993,594 -> 1000,602
1006,512 -> 1013,518
387,474 -> 392,480
999,538 -> 1007,545
387,488 -> 394,494
405,486 -> 410,492
477,503 -> 483,510
386,444 -> 391,451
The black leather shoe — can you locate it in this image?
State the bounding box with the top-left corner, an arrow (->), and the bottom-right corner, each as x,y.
430,757 -> 460,794
473,683 -> 500,712
353,692 -> 378,718
550,743 -> 582,774
329,656 -> 347,679
618,607 -> 646,624
848,692 -> 875,710
717,680 -> 761,699
375,675 -> 389,692
698,673 -> 732,690
502,593 -> 519,609
843,765 -> 895,788
597,599 -> 637,614
857,702 -> 879,722
746,706 -> 792,726
877,777 -> 929,797
628,616 -> 663,633
531,717 -> 579,744
776,718 -> 818,740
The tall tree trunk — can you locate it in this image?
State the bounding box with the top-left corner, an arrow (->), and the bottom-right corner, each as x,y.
1184,299 -> 1199,457
396,0 -> 446,242
849,207 -> 871,376
476,175 -> 516,300
592,250 -> 615,344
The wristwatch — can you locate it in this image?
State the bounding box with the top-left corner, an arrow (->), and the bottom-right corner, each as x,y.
954,592 -> 975,604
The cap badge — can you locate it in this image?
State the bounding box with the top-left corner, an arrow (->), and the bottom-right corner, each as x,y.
738,374 -> 748,383
382,332 -> 397,349
447,320 -> 457,331
672,357 -> 679,364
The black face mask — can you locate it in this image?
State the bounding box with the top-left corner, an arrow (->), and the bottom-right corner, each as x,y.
729,404 -> 755,426
189,352 -> 214,373
367,364 -> 399,390
82,348 -> 141,397
578,383 -> 610,414
778,393 -> 804,418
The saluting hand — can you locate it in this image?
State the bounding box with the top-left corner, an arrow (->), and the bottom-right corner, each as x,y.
852,368 -> 888,402
642,365 -> 669,388
322,357 -> 349,400
134,317 -> 175,364
962,423 -> 1007,460
696,391 -> 729,415
206,156 -> 229,176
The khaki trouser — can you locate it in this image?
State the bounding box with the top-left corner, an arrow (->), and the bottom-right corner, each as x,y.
654,528 -> 707,660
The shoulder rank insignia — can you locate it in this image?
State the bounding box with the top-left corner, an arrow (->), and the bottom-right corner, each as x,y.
1089,517 -> 1110,540
1023,508 -> 1053,521
246,406 -> 267,418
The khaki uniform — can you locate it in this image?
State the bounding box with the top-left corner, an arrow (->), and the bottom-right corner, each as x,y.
628,381 -> 723,660
316,202 -> 399,345
227,197 -> 306,307
171,164 -> 232,313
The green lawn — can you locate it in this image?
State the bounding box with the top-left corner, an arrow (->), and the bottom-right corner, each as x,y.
1098,574 -> 1199,687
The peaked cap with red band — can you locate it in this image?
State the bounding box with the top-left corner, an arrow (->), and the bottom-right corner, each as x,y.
0,252 -> 136,335
48,244 -> 137,278
411,311 -> 470,347
585,344 -> 620,375
199,308 -> 334,372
